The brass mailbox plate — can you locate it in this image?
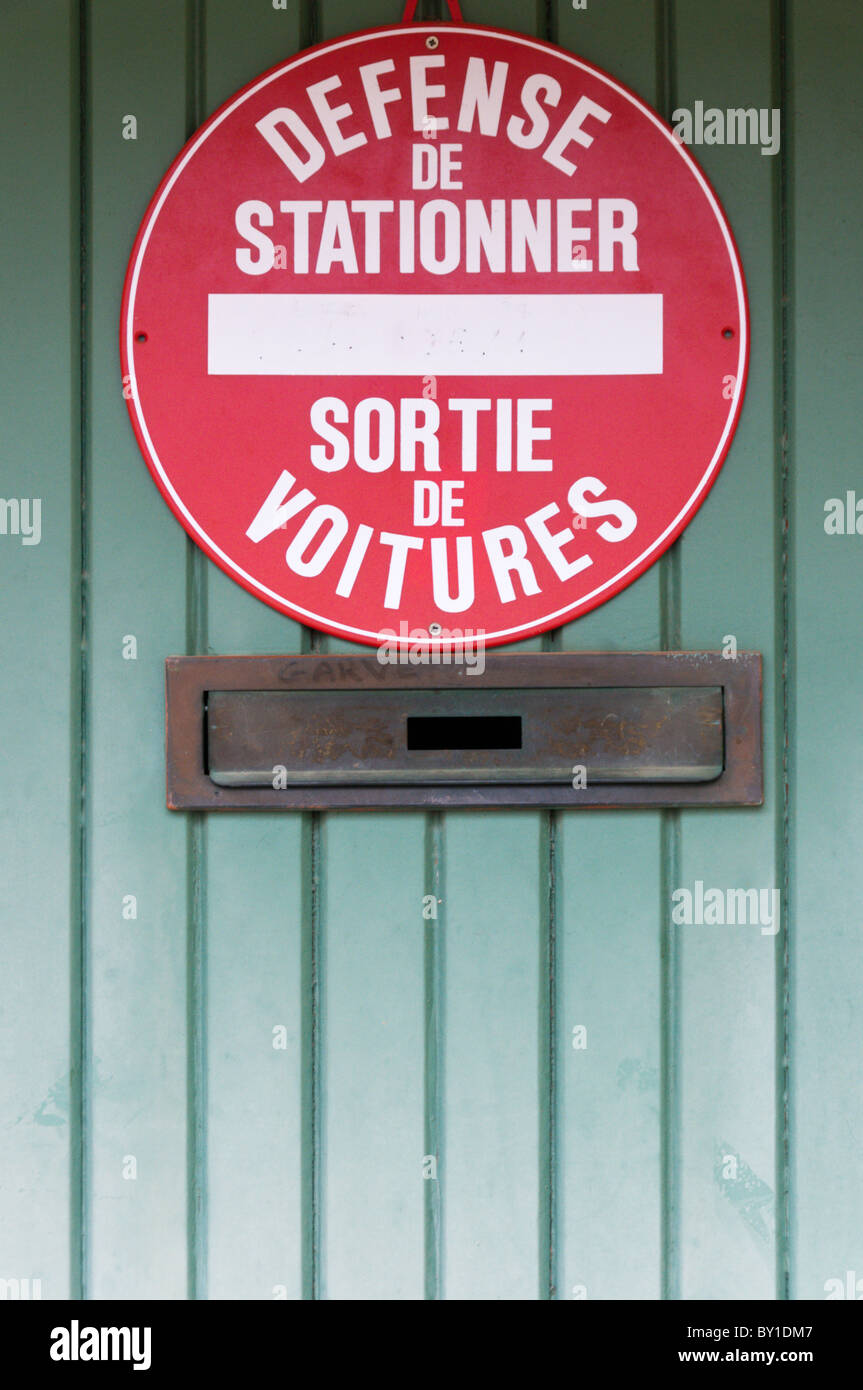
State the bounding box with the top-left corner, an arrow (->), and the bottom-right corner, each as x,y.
165,652 -> 762,810
207,687 -> 725,787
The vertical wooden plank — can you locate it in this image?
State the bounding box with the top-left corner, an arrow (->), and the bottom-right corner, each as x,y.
318,0 -> 514,1298
553,0 -> 664,1301
88,0 -> 189,1298
316,812 -> 426,1299
788,0 -> 863,1301
438,0 -> 545,1302
314,0 -> 427,1300
320,0 -> 396,37
462,0 -> 542,30
674,0 -> 780,1300
556,815 -> 664,1301
442,814 -> 544,1299
202,0 -> 307,1303
0,0 -> 77,1301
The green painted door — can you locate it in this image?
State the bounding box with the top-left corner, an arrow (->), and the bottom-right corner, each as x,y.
1,0 -> 860,1301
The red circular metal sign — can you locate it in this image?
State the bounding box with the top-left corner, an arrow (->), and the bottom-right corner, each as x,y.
122,23 -> 748,649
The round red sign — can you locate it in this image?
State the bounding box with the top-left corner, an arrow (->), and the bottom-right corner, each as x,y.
122,22 -> 748,649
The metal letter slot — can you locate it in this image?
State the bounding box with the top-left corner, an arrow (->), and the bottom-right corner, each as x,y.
165,652 -> 762,810
206,687 -> 724,787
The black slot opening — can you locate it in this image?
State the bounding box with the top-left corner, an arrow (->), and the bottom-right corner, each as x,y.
407,715 -> 522,751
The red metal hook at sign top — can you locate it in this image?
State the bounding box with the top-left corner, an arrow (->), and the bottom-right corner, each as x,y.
402,1 -> 464,22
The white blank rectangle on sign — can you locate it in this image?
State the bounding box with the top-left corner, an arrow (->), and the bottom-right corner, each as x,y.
207,293 -> 663,376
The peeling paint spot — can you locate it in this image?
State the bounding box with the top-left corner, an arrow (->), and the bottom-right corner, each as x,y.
714,1139 -> 775,1245
31,1080 -> 70,1128
616,1058 -> 658,1092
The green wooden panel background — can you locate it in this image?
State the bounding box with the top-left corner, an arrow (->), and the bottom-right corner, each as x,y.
1,0 -> 860,1301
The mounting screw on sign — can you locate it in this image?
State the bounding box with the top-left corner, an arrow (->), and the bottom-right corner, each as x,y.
120,20 -> 748,651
